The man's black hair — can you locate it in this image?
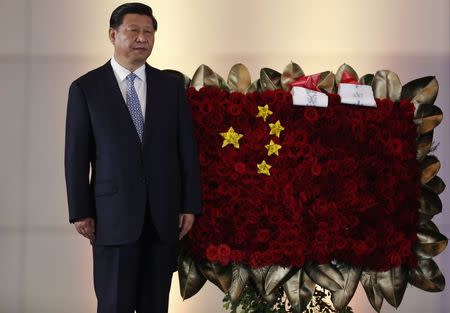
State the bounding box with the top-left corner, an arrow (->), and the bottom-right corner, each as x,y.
110,2 -> 158,30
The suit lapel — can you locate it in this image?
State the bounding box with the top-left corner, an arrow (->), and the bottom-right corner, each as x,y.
103,61 -> 142,147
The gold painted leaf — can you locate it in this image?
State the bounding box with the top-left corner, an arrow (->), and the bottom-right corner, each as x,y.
415,105 -> 443,134
415,228 -> 448,258
303,263 -> 345,291
376,266 -> 408,308
421,155 -> 441,185
249,266 -> 277,305
229,264 -> 249,304
408,259 -> 445,292
401,76 -> 439,110
415,102 -> 443,119
162,69 -> 191,90
283,269 -> 316,313
265,265 -> 296,295
416,131 -> 434,161
331,263 -> 362,310
197,262 -> 232,293
260,68 -> 281,91
217,74 -> 230,91
190,64 -> 229,91
417,213 -> 433,225
190,64 -> 217,90
317,71 -> 336,93
359,74 -> 374,85
360,271 -> 384,312
419,187 -> 443,216
245,79 -> 262,93
227,64 -> 251,93
418,218 -> 440,233
178,254 -> 207,300
424,176 -> 446,195
336,63 -> 359,83
281,61 -> 304,91
372,70 -> 402,102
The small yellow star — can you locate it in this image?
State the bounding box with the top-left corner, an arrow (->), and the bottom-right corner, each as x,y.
257,160 -> 272,176
269,120 -> 285,138
265,140 -> 282,156
220,127 -> 244,149
256,104 -> 273,121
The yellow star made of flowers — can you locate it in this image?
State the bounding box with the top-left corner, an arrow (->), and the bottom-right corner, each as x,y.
220,127 -> 244,149
269,120 -> 285,138
257,160 -> 272,176
265,140 -> 282,156
256,104 -> 273,121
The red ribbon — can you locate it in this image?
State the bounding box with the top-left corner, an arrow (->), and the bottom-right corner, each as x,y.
291,73 -> 322,91
340,70 -> 360,84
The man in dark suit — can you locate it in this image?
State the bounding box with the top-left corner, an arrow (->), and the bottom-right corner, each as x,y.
64,3 -> 201,313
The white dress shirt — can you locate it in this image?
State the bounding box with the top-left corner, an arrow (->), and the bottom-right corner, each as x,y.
110,57 -> 147,119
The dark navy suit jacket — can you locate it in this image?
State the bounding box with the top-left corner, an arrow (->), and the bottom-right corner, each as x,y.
65,61 -> 201,245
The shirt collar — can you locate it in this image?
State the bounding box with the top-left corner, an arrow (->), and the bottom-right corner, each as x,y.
110,56 -> 146,83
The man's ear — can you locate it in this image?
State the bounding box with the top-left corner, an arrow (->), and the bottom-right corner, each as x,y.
109,28 -> 116,44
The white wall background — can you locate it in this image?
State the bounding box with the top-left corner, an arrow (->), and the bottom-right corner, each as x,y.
0,0 -> 448,312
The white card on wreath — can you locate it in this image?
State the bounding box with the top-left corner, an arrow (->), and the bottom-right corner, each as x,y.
338,83 -> 377,107
291,86 -> 328,107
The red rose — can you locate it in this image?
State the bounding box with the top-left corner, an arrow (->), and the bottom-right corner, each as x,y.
234,162 -> 247,174
249,252 -> 262,268
234,229 -> 247,245
231,249 -> 244,262
377,99 -> 394,117
256,229 -> 271,243
304,107 -> 319,123
399,99 -> 415,118
386,137 -> 404,156
230,92 -> 244,105
352,240 -> 371,256
206,245 -> 219,262
204,86 -> 227,102
299,143 -> 313,158
218,244 -> 231,265
311,162 -> 322,176
388,251 -> 403,267
311,199 -> 330,217
226,102 -> 243,116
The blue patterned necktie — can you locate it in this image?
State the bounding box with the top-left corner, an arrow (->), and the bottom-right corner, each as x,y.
126,73 -> 145,142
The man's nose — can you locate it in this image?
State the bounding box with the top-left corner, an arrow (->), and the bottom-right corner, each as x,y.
136,31 -> 148,42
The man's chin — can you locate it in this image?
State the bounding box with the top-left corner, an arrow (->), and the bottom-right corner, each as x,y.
130,55 -> 151,65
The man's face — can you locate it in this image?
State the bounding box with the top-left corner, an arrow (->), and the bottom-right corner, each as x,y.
109,13 -> 155,67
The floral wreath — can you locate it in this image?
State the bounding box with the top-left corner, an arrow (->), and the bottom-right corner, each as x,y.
164,63 -> 446,312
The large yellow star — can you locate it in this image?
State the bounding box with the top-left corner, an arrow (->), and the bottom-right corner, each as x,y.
256,104 -> 273,121
257,160 -> 272,176
220,127 -> 244,149
269,120 -> 285,138
265,140 -> 282,156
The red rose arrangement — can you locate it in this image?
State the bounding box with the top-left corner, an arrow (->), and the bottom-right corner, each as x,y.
186,86 -> 420,271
